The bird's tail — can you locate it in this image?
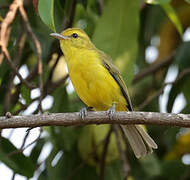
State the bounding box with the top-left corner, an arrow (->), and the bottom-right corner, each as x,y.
120,124 -> 157,158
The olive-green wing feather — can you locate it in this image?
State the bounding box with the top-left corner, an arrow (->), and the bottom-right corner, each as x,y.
98,50 -> 133,111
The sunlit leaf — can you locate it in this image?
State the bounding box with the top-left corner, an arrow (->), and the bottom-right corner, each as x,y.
146,0 -> 183,38
161,3 -> 183,37
146,0 -> 171,5
38,0 -> 56,32
140,154 -> 161,177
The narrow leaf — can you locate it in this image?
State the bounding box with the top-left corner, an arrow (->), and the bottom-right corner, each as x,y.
38,0 -> 56,32
161,3 -> 183,37
0,137 -> 36,178
146,0 -> 171,5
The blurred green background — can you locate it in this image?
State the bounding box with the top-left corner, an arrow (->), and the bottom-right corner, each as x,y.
0,0 -> 190,179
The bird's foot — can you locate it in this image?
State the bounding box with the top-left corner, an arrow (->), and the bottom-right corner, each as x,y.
79,107 -> 93,120
107,103 -> 116,120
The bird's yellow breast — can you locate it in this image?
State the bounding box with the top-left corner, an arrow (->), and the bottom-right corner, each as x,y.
65,48 -> 127,111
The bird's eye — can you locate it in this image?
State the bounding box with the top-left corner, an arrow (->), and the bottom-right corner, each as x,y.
72,33 -> 78,38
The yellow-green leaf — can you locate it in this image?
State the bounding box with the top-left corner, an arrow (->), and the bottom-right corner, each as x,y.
146,0 -> 171,5
38,0 -> 56,32
161,3 -> 183,37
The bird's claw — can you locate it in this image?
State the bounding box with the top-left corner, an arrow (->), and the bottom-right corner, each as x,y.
79,107 -> 88,120
79,107 -> 93,120
107,104 -> 116,120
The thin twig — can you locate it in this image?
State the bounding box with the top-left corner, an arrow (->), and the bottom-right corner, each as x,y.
20,129 -> 30,149
4,50 -> 36,89
13,74 -> 69,115
137,67 -> 190,110
3,32 -> 26,113
113,125 -> 130,179
8,129 -> 30,156
137,87 -> 164,111
11,173 -> 16,180
0,27 -> 11,65
0,0 -> 21,63
22,127 -> 42,151
99,126 -> 113,180
19,3 -> 43,113
0,0 -> 35,89
133,52 -> 175,84
8,127 -> 42,157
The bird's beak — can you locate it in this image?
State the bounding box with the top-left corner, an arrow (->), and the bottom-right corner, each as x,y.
50,33 -> 68,40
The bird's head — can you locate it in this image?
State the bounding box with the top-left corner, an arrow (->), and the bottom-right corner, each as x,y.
50,28 -> 95,56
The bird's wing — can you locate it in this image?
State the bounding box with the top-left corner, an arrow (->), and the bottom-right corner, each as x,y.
98,50 -> 133,111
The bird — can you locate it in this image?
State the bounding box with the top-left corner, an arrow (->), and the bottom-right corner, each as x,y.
50,28 -> 157,158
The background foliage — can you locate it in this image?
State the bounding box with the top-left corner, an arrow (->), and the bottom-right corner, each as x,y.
0,0 -> 190,179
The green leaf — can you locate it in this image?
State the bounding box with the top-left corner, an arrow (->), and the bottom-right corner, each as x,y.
39,146 -> 98,180
0,148 -> 19,172
50,126 -> 79,152
161,3 -> 183,37
30,138 -> 46,164
38,0 -> 56,32
146,1 -> 183,37
146,0 -> 171,5
0,137 -> 36,178
140,154 -> 161,177
59,149 -> 98,180
92,0 -> 139,85
161,160 -> 189,179
104,160 -> 123,180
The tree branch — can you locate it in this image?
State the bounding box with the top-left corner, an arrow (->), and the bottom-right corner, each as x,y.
0,111 -> 190,129
132,51 -> 175,84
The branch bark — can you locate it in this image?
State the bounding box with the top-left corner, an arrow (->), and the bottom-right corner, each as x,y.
0,111 -> 190,129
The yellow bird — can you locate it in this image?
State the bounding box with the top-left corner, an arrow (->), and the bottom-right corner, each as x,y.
50,28 -> 157,158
